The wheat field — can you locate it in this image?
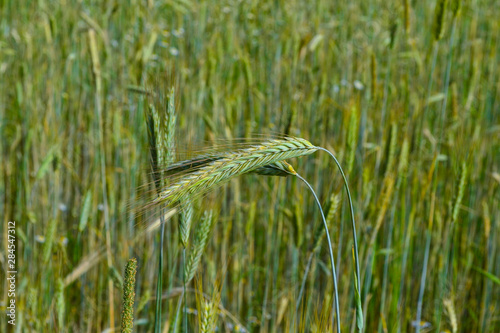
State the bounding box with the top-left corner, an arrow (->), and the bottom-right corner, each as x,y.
1,0 -> 499,332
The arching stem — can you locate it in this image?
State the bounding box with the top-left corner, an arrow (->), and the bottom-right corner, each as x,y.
316,146 -> 363,330
296,173 -> 341,333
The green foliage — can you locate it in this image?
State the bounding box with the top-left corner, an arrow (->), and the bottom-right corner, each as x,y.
1,0 -> 499,331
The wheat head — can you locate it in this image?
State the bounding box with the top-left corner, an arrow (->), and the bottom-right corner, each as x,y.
151,137 -> 316,208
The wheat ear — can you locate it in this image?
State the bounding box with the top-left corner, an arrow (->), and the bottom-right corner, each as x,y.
152,137 -> 316,207
163,155 -> 296,178
200,299 -> 218,333
186,210 -> 215,284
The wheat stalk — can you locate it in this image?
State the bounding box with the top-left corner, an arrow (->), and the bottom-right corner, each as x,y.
295,192 -> 340,317
294,173 -> 341,332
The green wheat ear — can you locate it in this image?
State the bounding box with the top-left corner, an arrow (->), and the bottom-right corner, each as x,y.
152,137 -> 317,208
179,198 -> 193,247
186,210 -> 215,284
200,299 -> 218,333
121,258 -> 137,333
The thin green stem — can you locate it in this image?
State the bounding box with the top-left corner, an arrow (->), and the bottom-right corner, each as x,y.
316,147 -> 362,302
295,252 -> 314,317
183,247 -> 187,333
416,230 -> 431,333
154,212 -> 166,333
396,200 -> 411,333
378,201 -> 396,332
414,37 -> 440,333
435,17 -> 458,332
172,289 -> 184,333
296,173 -> 341,333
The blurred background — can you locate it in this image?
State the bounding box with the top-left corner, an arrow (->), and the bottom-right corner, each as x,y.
1,0 -> 499,332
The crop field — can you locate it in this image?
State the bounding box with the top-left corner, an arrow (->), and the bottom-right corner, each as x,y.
1,0 -> 499,332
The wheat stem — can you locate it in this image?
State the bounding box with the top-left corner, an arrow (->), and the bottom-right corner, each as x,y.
315,146 -> 363,330
153,208 -> 167,333
182,248 -> 187,333
296,173 -> 341,333
295,193 -> 340,329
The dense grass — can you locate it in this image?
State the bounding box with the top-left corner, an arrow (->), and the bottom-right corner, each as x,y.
1,0 -> 499,331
